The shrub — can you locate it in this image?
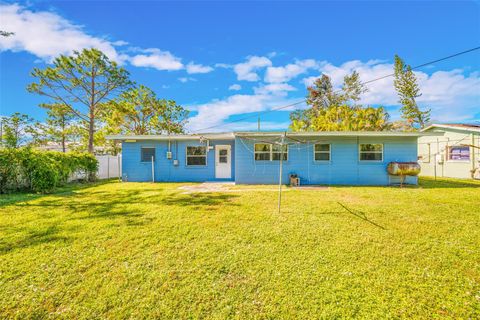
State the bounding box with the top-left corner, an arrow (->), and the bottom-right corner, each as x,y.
0,148 -> 22,193
0,148 -> 99,194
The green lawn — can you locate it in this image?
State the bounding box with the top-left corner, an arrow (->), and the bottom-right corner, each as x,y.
1,178 -> 479,319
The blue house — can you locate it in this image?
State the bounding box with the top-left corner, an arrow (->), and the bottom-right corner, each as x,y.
107,131 -> 427,185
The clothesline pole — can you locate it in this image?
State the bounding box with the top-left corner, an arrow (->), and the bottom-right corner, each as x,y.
278,132 -> 286,214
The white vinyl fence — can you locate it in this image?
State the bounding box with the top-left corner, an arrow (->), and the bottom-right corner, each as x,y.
96,154 -> 122,179
69,154 -> 122,181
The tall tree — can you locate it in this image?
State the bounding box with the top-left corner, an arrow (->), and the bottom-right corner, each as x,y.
0,113 -> 36,148
105,85 -> 189,135
27,48 -> 131,154
41,103 -> 76,152
305,74 -> 342,110
151,99 -> 189,134
393,55 -> 431,129
290,72 -> 390,131
342,70 -> 367,104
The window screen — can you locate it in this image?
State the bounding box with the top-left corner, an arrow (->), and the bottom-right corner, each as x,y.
254,143 -> 287,161
141,147 -> 155,162
272,144 -> 288,161
219,149 -> 228,163
448,146 -> 470,161
314,144 -> 331,161
254,144 -> 271,161
186,146 -> 207,166
359,144 -> 383,161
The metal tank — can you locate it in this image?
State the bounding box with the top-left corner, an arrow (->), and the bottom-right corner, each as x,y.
387,162 -> 421,176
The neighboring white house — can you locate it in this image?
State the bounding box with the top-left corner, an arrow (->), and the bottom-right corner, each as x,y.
418,124 -> 480,180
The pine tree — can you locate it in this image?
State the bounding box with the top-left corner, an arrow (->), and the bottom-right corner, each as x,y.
28,48 -> 131,154
393,55 -> 431,130
41,103 -> 76,152
0,113 -> 36,148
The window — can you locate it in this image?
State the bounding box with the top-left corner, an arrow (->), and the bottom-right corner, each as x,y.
254,144 -> 271,161
448,146 -> 470,161
359,144 -> 383,161
219,149 -> 228,163
141,147 -> 155,162
272,144 -> 288,161
314,144 -> 331,161
186,146 -> 207,166
254,143 -> 287,161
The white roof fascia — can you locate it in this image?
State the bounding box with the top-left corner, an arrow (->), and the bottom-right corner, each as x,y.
421,124 -> 480,133
106,132 -> 235,141
234,131 -> 441,137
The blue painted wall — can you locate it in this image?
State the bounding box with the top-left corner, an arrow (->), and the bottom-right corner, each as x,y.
121,136 -> 419,185
122,139 -> 235,182
234,136 -> 418,185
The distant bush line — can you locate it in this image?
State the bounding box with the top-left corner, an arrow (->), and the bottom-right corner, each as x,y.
0,148 -> 98,194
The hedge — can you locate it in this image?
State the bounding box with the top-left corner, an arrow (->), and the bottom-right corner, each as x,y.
0,148 -> 98,194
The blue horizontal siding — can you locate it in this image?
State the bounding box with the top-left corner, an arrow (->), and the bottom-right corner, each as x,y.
122,139 -> 235,182
122,136 -> 419,185
234,136 -> 418,185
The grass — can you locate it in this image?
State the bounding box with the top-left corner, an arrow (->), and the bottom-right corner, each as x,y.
1,177 -> 479,319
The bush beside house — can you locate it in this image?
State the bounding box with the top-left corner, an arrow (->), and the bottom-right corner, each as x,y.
0,148 -> 98,193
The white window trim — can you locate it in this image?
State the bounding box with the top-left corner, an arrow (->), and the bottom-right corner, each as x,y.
446,145 -> 470,162
359,143 -> 383,162
254,143 -> 288,161
186,146 -> 208,166
140,147 -> 155,163
313,143 -> 331,162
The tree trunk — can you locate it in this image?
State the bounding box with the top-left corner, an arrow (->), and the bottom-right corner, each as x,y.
87,111 -> 96,182
61,115 -> 66,153
88,117 -> 94,154
89,66 -> 96,155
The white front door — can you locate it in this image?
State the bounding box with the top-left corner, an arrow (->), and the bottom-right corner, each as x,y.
215,145 -> 231,179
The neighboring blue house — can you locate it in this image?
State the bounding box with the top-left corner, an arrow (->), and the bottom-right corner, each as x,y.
107,131 -> 427,185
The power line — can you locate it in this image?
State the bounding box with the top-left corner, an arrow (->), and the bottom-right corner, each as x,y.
192,100 -> 306,132
191,46 -> 480,133
362,46 -> 480,84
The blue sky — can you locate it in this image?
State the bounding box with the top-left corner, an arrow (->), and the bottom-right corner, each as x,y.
1,1 -> 479,132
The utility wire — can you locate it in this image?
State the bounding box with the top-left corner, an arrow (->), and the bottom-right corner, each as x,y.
192,100 -> 306,133
191,46 -> 480,133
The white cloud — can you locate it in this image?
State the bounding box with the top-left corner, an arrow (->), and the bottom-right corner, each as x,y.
233,56 -> 272,81
265,59 -> 318,83
186,62 -> 214,74
0,4 -> 215,74
214,63 -> 231,68
267,51 -> 278,58
111,40 -> 128,46
178,77 -> 196,83
218,120 -> 290,132
228,84 -> 242,91
254,83 -> 297,95
186,93 -> 302,132
129,48 -> 183,71
304,60 -> 480,121
0,3 -> 125,63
